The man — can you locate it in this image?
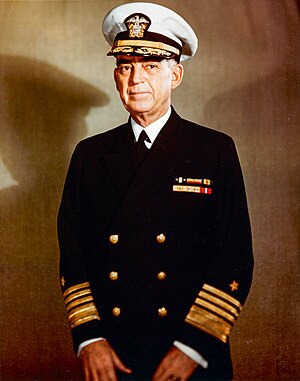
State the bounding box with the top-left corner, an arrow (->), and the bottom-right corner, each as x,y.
58,2 -> 253,381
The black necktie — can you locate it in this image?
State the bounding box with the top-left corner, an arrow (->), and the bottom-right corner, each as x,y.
136,130 -> 151,161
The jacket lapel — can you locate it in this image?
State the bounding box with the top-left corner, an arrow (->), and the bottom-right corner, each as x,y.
102,122 -> 137,196
113,109 -> 184,223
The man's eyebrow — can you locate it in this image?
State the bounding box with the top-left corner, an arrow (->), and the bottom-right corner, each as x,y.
139,57 -> 165,63
116,58 -> 132,65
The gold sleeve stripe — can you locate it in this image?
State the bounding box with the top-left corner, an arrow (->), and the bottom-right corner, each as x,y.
69,311 -> 100,329
71,315 -> 101,329
190,305 -> 233,328
68,304 -> 100,326
62,282 -> 100,329
186,306 -> 232,342
199,291 -> 239,317
203,284 -> 242,309
66,295 -> 94,313
185,317 -> 227,343
195,297 -> 237,324
64,289 -> 91,305
69,312 -> 100,329
67,302 -> 98,320
185,305 -> 232,343
63,282 -> 90,298
185,311 -> 229,343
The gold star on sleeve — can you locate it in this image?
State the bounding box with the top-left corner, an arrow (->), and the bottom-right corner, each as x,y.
229,280 -> 239,291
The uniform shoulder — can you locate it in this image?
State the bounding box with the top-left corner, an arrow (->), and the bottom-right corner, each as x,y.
181,118 -> 235,147
75,123 -> 128,152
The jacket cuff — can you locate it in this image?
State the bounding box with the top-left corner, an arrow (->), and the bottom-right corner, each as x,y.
184,283 -> 242,343
62,282 -> 100,329
71,320 -> 104,353
177,322 -> 226,361
177,282 -> 243,360
62,282 -> 103,353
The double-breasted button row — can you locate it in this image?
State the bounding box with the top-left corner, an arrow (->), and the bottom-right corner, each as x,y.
111,306 -> 167,318
109,233 -> 166,244
109,271 -> 166,281
108,232 -> 167,319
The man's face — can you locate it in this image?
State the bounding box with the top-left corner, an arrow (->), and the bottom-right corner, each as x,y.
114,56 -> 182,121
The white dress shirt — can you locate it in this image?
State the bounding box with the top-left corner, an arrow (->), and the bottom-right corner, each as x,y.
78,108 -> 208,369
131,107 -> 172,147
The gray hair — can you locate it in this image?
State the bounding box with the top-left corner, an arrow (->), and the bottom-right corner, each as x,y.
165,58 -> 179,68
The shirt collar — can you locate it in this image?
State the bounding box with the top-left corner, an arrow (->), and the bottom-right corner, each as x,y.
131,108 -> 172,147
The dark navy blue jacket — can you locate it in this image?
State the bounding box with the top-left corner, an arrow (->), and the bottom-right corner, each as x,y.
58,109 -> 253,380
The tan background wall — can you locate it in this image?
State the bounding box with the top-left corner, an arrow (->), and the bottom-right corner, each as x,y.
0,1 -> 299,380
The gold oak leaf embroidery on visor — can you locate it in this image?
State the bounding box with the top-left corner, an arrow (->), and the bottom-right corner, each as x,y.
110,41 -> 179,57
185,284 -> 242,343
63,282 -> 100,329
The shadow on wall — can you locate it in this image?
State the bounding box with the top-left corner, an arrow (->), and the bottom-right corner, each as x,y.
203,68 -> 299,381
0,55 -> 108,380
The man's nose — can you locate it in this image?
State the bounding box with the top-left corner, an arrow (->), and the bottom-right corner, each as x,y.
130,65 -> 144,84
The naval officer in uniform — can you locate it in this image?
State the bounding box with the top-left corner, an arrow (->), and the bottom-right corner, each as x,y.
58,2 -> 254,380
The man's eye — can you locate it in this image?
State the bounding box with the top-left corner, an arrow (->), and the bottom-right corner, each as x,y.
145,64 -> 157,70
118,65 -> 131,73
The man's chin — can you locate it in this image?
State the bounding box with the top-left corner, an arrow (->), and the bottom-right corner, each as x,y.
126,104 -> 152,115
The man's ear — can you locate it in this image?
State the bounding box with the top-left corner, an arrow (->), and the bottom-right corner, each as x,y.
171,64 -> 184,90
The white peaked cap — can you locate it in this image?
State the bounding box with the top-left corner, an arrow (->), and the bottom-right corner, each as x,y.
102,2 -> 198,62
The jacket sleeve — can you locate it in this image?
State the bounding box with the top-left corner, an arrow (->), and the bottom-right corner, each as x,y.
57,142 -> 103,352
177,136 -> 254,360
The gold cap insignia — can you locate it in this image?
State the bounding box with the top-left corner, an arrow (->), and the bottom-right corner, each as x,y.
125,13 -> 151,38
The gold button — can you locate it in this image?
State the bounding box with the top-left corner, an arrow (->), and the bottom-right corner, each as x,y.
109,271 -> 118,281
157,271 -> 167,280
156,233 -> 166,244
158,307 -> 168,317
109,234 -> 119,244
112,307 -> 121,316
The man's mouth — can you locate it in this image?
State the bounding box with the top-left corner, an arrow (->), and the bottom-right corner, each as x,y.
129,91 -> 150,96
